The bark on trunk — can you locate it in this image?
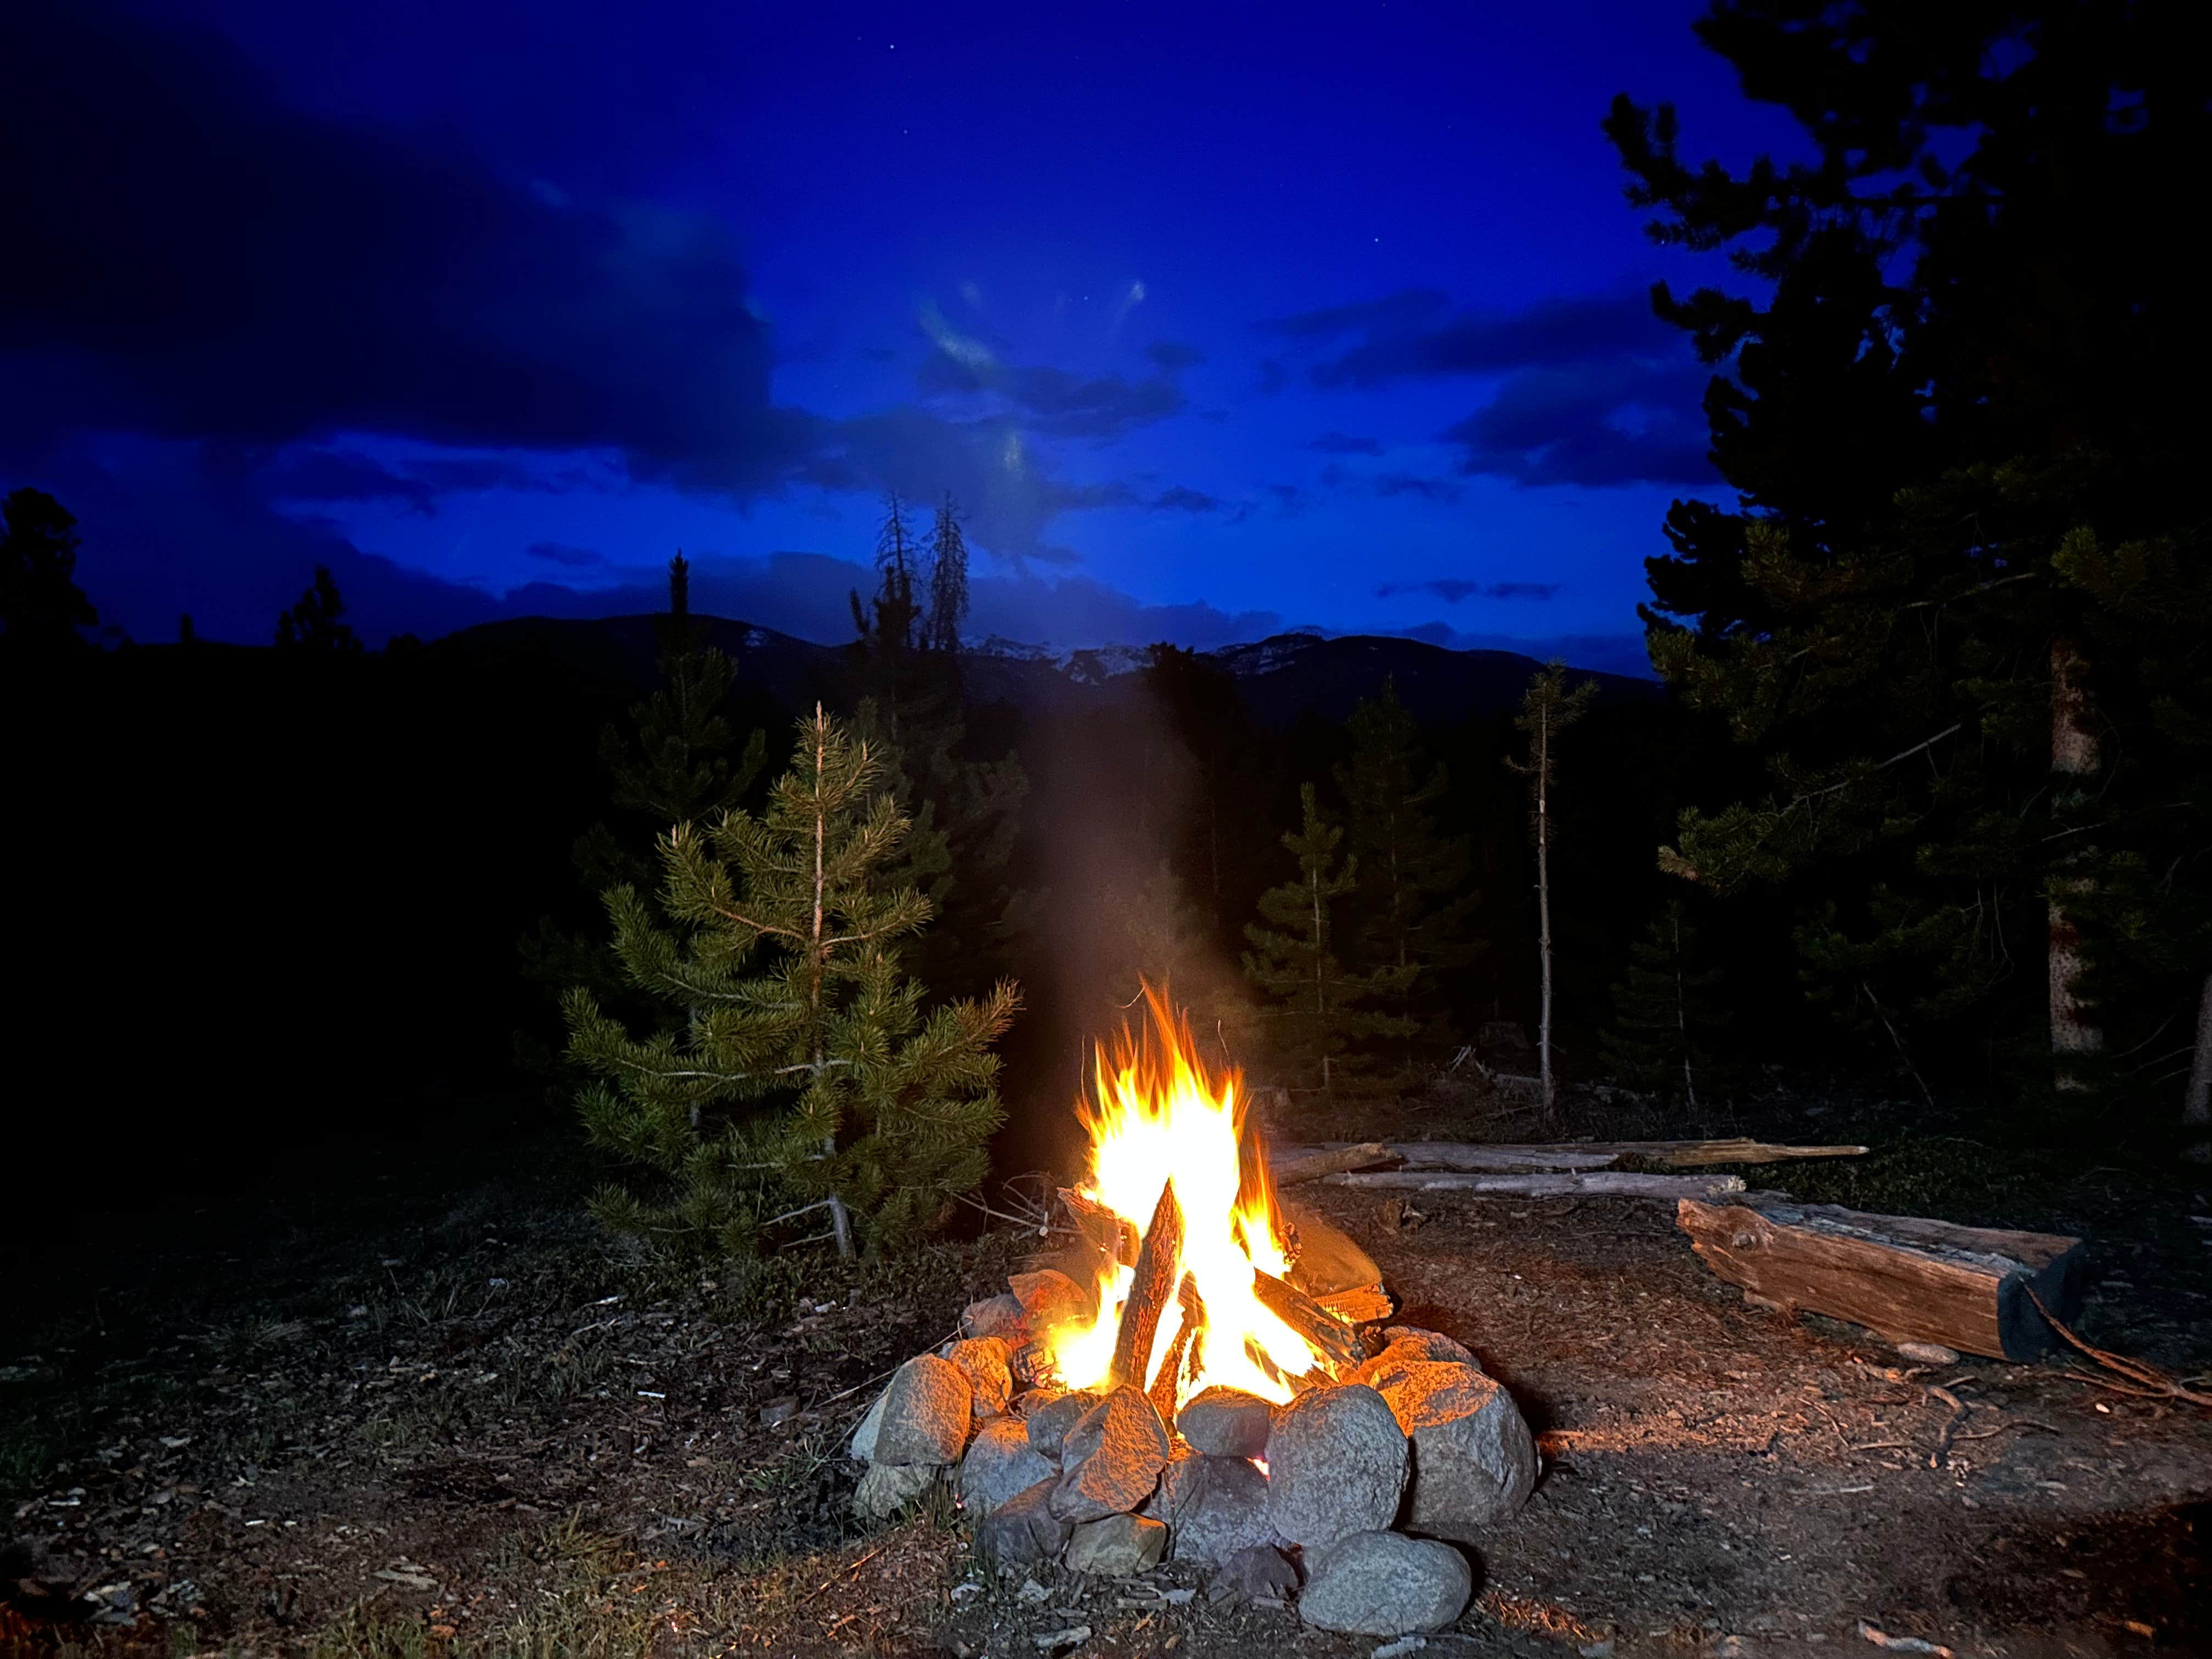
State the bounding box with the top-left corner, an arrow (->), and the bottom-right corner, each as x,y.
2183,971 -> 2212,1130
2049,637 -> 2102,1087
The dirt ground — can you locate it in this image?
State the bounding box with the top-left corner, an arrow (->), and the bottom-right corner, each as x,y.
5,1104 -> 2209,1659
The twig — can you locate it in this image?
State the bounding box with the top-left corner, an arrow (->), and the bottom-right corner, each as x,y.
809,1543 -> 889,1599
1925,1386 -> 1968,1468
2027,1288 -> 2212,1409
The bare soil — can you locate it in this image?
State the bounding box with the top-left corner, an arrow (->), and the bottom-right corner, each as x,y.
4,1099 -> 2209,1659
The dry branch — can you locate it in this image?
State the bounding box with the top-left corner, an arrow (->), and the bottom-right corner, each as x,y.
1107,1179 -> 1184,1392
1325,1170 -> 1749,1200
1313,1284 -> 1395,1324
1678,1198 -> 2085,1361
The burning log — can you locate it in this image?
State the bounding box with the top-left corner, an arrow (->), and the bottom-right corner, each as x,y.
1314,1284 -> 1395,1325
1107,1178 -> 1186,1392
1251,1268 -> 1360,1375
1146,1274 -> 1204,1423
1677,1197 -> 2087,1361
1060,1187 -> 1140,1265
1326,1170 -> 1750,1200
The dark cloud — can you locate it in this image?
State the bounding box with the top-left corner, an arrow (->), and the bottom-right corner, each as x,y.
1152,486 -> 1222,514
1372,472 -> 1462,503
257,451 -> 438,515
916,350 -> 1185,441
1146,341 -> 1203,371
1375,578 -> 1560,602
1283,290 -> 1664,387
1309,432 -> 1384,455
1442,359 -> 1713,487
1,1 -> 809,490
525,541 -> 605,568
1262,285 -> 1718,488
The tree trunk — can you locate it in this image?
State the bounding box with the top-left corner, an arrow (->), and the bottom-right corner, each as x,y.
1536,715 -> 1556,1121
2183,971 -> 2212,1130
2048,637 -> 2102,1087
809,704 -> 857,1260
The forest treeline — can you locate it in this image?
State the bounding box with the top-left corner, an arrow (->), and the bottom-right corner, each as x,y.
7,1 -> 2209,1242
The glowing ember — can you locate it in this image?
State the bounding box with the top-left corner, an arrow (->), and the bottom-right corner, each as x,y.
1047,986 -> 1331,1409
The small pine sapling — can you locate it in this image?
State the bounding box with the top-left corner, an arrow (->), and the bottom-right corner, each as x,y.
566,704 -> 1019,1257
1601,900 -> 1731,1109
1242,783 -> 1417,1103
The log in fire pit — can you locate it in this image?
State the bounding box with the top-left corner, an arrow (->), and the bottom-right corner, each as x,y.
847,991 -> 1538,1639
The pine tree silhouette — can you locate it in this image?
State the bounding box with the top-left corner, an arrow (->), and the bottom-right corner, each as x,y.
1243,783 -> 1416,1102
273,565 -> 361,654
1602,900 -> 1730,1109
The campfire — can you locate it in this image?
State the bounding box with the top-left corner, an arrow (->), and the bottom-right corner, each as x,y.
1040,989 -> 1358,1412
847,989 -> 1539,1640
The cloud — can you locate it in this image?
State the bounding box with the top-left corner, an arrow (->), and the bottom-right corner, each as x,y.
1375,578 -> 1560,602
257,450 -> 439,515
525,541 -> 605,567
1152,487 -> 1222,514
1309,432 -> 1384,455
916,345 -> 1186,441
1261,285 -> 1718,488
1442,359 -> 1712,487
1371,472 -> 1462,503
0,1 -> 810,493
1146,341 -> 1203,371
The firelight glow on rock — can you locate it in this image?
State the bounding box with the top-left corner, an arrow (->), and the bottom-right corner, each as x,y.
1045,987 -> 1327,1408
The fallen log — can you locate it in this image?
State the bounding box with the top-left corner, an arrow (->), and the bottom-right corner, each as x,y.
1677,1197 -> 2086,1361
1313,1283 -> 1395,1325
1107,1179 -> 1184,1391
1270,1142 -> 1402,1184
1287,1137 -> 1867,1171
1324,1170 -> 1748,1200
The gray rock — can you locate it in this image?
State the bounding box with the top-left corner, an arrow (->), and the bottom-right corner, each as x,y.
848,1388 -> 889,1462
1026,1389 -> 1104,1460
1381,1327 -> 1477,1367
959,1415 -> 1058,1517
1155,1455 -> 1275,1565
1372,1361 -> 1537,1538
851,1460 -> 938,1520
947,1338 -> 1014,1417
875,1353 -> 974,1466
1008,1268 -> 1094,1335
1176,1386 -> 1273,1458
1894,1340 -> 1960,1365
1064,1513 -> 1168,1576
1209,1544 -> 1299,1604
1298,1531 -> 1471,1635
1264,1383 -> 1408,1550
1050,1385 -> 1171,1522
961,1293 -> 1028,1341
1139,1441 -> 1198,1522
974,1477 -> 1072,1566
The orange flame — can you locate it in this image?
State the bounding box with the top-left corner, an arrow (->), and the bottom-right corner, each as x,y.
1046,986 -> 1327,1408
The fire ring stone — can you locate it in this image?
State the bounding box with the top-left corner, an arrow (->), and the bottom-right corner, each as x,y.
1263,1381 -> 1408,1549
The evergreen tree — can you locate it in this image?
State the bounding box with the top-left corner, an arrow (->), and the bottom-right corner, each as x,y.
924,493 -> 970,656
1334,678 -> 1479,1053
1509,663 -> 1597,1119
0,488 -> 97,653
1610,2 -> 2212,1123
566,704 -> 1020,1257
274,565 -> 362,654
1602,899 -> 1730,1108
1242,783 -> 1416,1102
520,555 -> 766,1059
601,554 -> 766,828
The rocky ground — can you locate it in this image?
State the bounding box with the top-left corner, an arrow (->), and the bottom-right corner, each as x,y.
4,1092 -> 2209,1658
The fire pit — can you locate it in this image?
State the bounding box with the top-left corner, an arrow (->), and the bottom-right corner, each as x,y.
847,991 -> 1539,1638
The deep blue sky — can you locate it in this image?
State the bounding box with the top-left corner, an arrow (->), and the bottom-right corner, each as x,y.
3,1 -> 1799,671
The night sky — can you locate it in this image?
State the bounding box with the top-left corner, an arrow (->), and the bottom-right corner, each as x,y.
4,1 -> 1803,672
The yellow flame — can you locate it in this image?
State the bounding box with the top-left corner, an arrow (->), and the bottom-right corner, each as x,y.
1047,986 -> 1324,1408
